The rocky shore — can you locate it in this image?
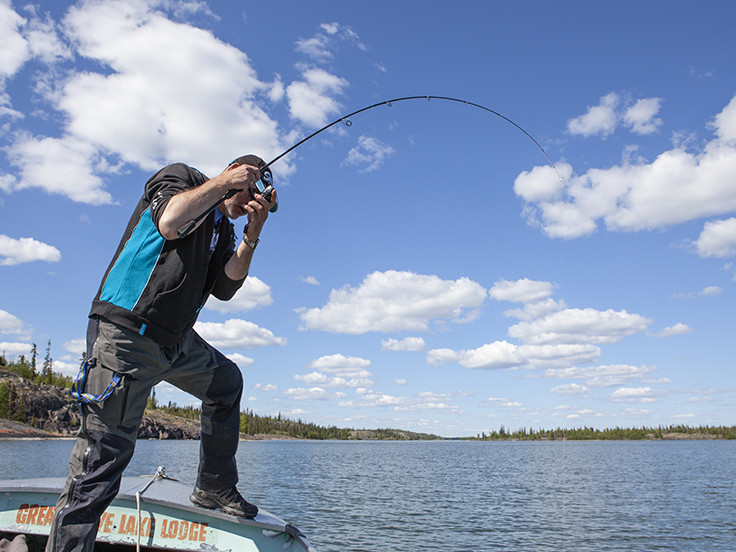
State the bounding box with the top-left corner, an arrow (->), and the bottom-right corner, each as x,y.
0,370 -> 200,440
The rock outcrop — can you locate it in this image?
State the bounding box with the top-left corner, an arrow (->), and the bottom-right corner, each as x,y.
0,370 -> 200,440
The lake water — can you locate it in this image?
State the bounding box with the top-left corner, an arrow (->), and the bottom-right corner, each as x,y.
1,439 -> 734,551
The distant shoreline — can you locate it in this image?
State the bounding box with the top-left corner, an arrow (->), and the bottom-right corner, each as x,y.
3,369 -> 735,442
3,418 -> 734,442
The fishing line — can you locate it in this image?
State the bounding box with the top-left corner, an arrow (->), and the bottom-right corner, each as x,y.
177,95 -> 561,238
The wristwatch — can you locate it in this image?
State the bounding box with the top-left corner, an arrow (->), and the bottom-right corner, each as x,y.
243,234 -> 259,250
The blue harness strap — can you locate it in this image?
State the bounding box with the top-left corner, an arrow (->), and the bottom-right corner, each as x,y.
71,358 -> 121,404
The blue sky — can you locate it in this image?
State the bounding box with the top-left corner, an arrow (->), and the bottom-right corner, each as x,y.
1,0 -> 735,438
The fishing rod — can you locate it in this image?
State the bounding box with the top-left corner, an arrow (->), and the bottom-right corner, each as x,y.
177,95 -> 560,238
262,95 -> 561,180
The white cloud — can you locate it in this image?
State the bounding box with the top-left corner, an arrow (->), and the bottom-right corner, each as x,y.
502,298 -> 568,321
308,353 -> 370,370
394,401 -> 458,412
654,323 -> 692,337
489,278 -> 556,303
294,354 -> 375,391
3,0 -> 294,204
61,2 -> 282,174
623,98 -> 663,135
700,286 -> 722,296
63,339 -> 85,357
0,234 -> 61,265
293,371 -> 329,385
513,164 -> 570,203
0,310 -> 31,339
295,22 -> 365,62
339,390 -> 459,412
205,276 -> 273,313
6,135 -> 114,204
486,396 -> 523,408
297,270 -> 487,334
307,353 -> 372,378
48,359 -> 78,377
567,93 -> 663,138
193,319 -> 286,349
518,343 -> 602,368
545,364 -> 657,387
339,391 -> 406,408
226,353 -> 255,368
489,278 -> 567,321
284,386 -> 331,401
429,279 -> 650,371
0,91 -> 22,122
672,285 -> 722,299
610,386 -> 661,403
286,68 -> 347,128
711,92 -> 736,141
0,341 -> 33,360
427,341 -> 601,370
566,408 -> 602,420
23,6 -> 72,64
294,370 -> 372,389
0,2 -> 29,79
567,92 -> 620,138
508,308 -> 652,345
381,337 -> 426,352
517,94 -> 736,239
341,135 -> 396,173
425,347 -> 463,367
427,341 -> 520,370
550,383 -> 589,396
301,275 -> 320,286
694,217 -> 736,258
295,35 -> 332,61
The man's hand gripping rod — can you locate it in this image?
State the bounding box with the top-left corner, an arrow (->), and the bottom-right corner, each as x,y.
176,172 -> 276,239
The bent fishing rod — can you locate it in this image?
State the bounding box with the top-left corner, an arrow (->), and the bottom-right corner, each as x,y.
177,95 -> 561,238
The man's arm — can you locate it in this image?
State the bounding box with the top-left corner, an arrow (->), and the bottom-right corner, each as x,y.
223,190 -> 274,281
157,163 -> 261,240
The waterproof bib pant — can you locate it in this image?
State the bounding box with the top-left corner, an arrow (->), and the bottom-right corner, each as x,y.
46,318 -> 243,552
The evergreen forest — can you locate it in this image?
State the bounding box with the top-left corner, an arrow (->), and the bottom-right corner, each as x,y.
2,346 -> 735,440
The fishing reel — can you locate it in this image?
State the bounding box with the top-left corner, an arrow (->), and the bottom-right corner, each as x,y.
253,168 -> 278,213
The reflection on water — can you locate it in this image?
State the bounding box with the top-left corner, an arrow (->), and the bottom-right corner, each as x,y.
1,439 -> 734,551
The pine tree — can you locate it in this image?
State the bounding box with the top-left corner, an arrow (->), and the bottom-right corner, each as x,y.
42,340 -> 53,385
30,343 -> 38,379
147,388 -> 158,410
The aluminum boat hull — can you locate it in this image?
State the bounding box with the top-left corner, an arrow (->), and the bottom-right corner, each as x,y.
0,475 -> 315,552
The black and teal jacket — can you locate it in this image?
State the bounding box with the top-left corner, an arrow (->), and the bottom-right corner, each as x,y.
90,163 -> 245,348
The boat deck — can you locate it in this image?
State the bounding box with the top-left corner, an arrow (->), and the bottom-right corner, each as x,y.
0,472 -> 315,552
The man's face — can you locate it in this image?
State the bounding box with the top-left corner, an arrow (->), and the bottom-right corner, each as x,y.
219,188 -> 255,220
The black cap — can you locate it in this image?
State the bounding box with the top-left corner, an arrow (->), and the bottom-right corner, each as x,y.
231,154 -> 267,172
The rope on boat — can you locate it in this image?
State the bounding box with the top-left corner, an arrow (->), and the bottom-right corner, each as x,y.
136,466 -> 175,552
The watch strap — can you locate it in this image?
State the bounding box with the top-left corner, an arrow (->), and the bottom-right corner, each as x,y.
243,234 -> 259,250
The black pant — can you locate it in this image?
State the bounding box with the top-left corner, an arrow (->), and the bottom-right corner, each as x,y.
46,318 -> 244,552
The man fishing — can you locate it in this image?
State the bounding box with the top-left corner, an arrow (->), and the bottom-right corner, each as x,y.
46,154 -> 277,552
